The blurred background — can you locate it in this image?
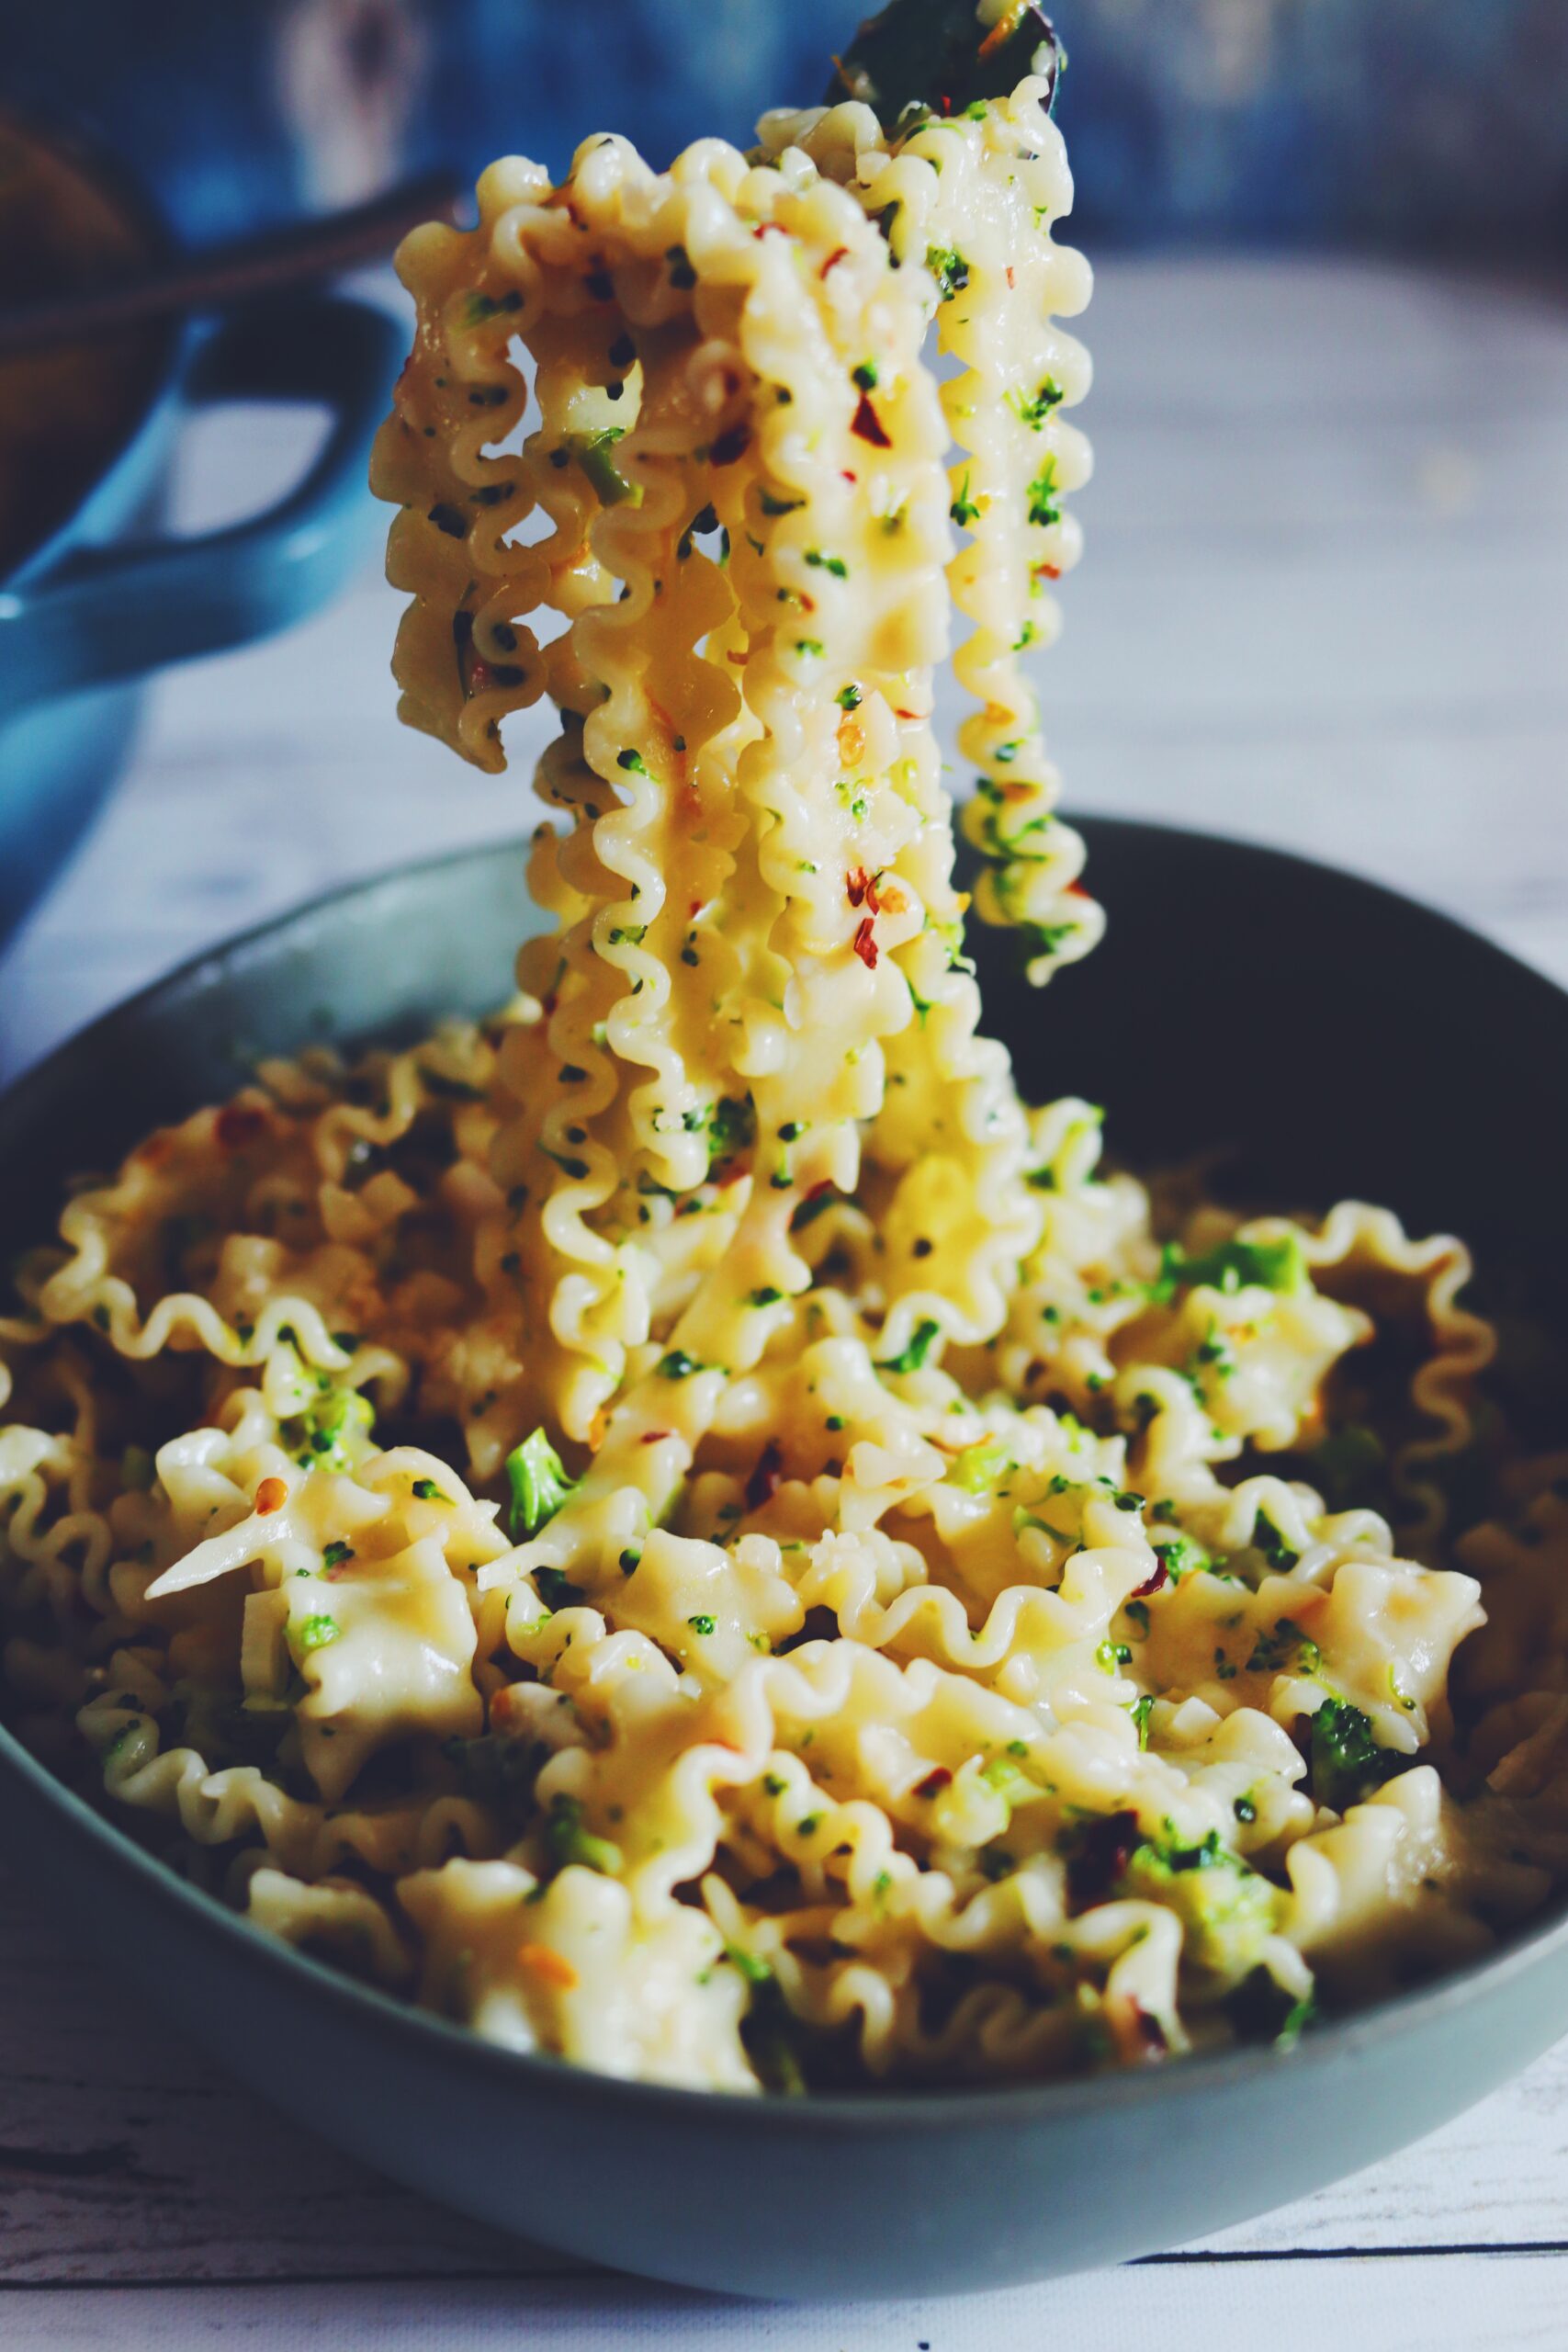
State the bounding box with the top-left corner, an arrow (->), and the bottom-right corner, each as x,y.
4,0 -> 1568,254
0,0 -> 1566,1083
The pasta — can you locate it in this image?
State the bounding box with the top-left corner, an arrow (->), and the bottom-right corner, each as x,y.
5,30 -> 1567,2098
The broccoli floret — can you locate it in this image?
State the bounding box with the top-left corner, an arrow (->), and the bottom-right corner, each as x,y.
877,1317 -> 941,1374
506,1428 -> 577,1540
706,1094 -> 755,1170
1309,1696 -> 1405,1814
1150,1234 -> 1308,1305
298,1385 -> 375,1471
1122,1829 -> 1277,1981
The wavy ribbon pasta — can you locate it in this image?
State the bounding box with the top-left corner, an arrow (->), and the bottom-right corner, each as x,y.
4,64 -> 1566,2096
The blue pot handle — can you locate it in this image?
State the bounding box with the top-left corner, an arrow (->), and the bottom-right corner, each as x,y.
0,293 -> 402,714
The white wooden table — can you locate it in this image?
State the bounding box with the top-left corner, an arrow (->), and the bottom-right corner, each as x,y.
3,258 -> 1567,2348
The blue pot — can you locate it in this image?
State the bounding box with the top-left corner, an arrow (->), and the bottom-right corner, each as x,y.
0,119 -> 403,944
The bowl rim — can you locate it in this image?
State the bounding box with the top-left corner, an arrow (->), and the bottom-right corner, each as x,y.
5,810 -> 1568,2134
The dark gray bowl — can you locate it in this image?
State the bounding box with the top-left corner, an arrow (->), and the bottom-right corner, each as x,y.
3,818 -> 1567,2300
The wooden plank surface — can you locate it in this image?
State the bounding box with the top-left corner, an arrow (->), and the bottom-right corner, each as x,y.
2,255 -> 1567,2342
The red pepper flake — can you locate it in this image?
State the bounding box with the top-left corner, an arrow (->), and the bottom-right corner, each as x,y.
689,899 -> 702,918
845,866 -> 882,910
913,1765 -> 953,1800
255,1477 -> 288,1517
709,424 -> 751,467
641,1430 -> 673,1444
1066,1808 -> 1141,1909
215,1104 -> 266,1152
1032,560 -> 1062,584
840,469 -> 857,484
1005,266 -> 1015,290
851,391 -> 891,447
746,1441 -> 784,1513
753,221 -> 788,239
1066,880 -> 1091,900
1128,1561 -> 1168,1601
818,244 -> 849,279
852,916 -> 878,969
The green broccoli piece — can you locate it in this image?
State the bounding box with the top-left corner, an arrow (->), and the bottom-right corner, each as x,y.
877,1317 -> 941,1374
1150,1234 -> 1308,1306
544,1792 -> 622,1875
299,1385 -> 375,1471
1309,1697 -> 1405,1814
1122,1829 -> 1278,1981
1247,1617 -> 1321,1675
706,1094 -> 756,1170
506,1428 -> 577,1540
565,427 -> 641,507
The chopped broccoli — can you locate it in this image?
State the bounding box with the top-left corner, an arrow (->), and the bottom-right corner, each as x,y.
1309,1696 -> 1406,1814
1247,1617 -> 1321,1675
1122,1828 -> 1277,1980
545,1792 -> 622,1875
1150,1234 -> 1308,1305
506,1428 -> 577,1540
1026,459 -> 1060,527
925,244 -> 970,301
706,1094 -> 755,1169
1008,377 -> 1064,428
951,1439 -> 1013,1494
535,1566 -> 588,1611
565,426 -> 641,506
299,1385 -> 374,1471
877,1317 -> 941,1374
1253,1510 -> 1301,1571
1152,1534 -> 1209,1582
293,1614 -> 340,1656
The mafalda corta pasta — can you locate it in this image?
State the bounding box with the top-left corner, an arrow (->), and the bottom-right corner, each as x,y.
5,49 -> 1568,2095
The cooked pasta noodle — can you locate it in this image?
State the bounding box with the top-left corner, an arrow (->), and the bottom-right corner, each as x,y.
5,40 -> 1566,2096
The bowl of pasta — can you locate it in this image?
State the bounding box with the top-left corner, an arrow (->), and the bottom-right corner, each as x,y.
5,7 -> 1568,2302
